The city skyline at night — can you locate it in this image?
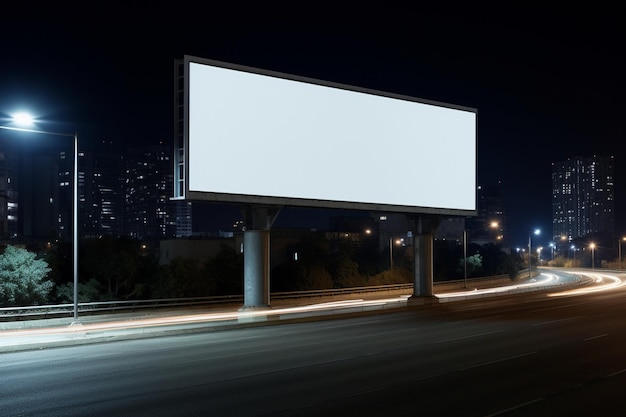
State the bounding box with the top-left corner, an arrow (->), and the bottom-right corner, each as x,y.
1,6 -> 624,249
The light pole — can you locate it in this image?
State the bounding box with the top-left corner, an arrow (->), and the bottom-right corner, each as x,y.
389,236 -> 393,270
0,118 -> 79,320
463,221 -> 499,288
463,228 -> 468,288
619,237 -> 626,270
528,228 -> 540,279
590,243 -> 596,270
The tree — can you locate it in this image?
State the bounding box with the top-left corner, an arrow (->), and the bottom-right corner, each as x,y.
81,237 -> 143,300
204,245 -> 243,295
151,257 -> 208,299
457,253 -> 483,278
0,246 -> 53,306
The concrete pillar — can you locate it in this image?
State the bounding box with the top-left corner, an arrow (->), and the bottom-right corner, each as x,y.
408,215 -> 440,305
412,233 -> 434,298
239,206 -> 280,311
241,229 -> 270,309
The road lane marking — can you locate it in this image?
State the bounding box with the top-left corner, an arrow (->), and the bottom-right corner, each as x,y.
583,333 -> 609,341
431,330 -> 504,344
484,398 -> 544,417
531,315 -> 584,326
605,368 -> 626,378
458,351 -> 537,372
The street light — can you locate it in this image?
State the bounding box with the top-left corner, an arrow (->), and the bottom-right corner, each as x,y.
464,221 -> 499,288
590,243 -> 596,270
0,116 -> 79,320
388,237 -> 403,270
528,228 -> 540,279
619,237 -> 626,270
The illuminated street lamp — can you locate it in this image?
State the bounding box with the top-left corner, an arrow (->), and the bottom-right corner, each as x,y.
388,237 -> 404,270
528,228 -> 540,279
589,243 -> 596,270
0,115 -> 79,320
619,237 -> 626,270
464,221 -> 499,288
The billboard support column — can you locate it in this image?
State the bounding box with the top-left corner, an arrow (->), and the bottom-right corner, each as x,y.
240,206 -> 281,311
408,215 -> 440,305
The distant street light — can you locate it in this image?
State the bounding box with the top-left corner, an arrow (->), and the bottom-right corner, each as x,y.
0,116 -> 79,320
464,221 -> 499,288
619,237 -> 626,270
528,228 -> 540,279
590,243 -> 596,270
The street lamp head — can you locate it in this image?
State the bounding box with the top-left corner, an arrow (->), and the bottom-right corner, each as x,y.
11,112 -> 35,127
534,229 -> 541,236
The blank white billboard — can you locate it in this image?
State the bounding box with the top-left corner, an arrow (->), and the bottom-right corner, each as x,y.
182,56 -> 476,214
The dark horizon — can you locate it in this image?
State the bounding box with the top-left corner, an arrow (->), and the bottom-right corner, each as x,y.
1,6 -> 624,248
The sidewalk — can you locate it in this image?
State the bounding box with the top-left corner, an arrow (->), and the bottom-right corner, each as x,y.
0,293 -> 416,353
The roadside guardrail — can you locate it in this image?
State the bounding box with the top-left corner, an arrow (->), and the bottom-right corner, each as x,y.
0,275 -> 516,322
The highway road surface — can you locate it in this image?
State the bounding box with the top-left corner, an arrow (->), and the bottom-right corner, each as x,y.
1,268 -> 626,416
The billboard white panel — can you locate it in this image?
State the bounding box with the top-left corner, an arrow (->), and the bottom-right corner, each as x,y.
183,57 -> 476,214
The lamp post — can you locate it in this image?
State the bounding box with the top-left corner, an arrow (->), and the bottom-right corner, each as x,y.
463,228 -> 468,288
0,119 -> 79,320
590,243 -> 596,270
528,228 -> 540,279
389,236 -> 393,270
463,221 -> 500,288
619,237 -> 626,270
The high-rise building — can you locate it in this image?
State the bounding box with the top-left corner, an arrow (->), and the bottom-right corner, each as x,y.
0,143 -> 20,240
57,149 -> 125,240
125,144 -> 176,240
552,155 -> 615,242
175,200 -> 192,237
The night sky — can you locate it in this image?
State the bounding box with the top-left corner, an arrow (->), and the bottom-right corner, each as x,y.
1,5 -> 624,248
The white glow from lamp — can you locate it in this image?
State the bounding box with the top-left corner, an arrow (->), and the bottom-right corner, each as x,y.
11,112 -> 35,127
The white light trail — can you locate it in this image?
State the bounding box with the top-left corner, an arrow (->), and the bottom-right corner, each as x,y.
547,270 -> 626,297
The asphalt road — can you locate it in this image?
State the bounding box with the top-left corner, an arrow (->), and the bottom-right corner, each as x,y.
2,270 -> 626,416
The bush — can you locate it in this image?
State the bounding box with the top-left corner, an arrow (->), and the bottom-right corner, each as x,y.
0,246 -> 53,306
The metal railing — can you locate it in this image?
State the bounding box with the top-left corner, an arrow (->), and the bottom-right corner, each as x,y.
0,284 -> 414,321
0,275 -> 521,322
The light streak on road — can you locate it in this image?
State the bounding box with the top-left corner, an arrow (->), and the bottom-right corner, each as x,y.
547,270 -> 626,297
3,269 -> 623,345
438,272 -> 561,299
0,296 -> 410,340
